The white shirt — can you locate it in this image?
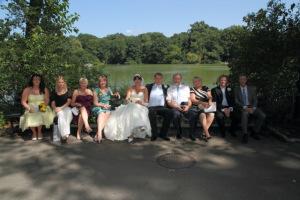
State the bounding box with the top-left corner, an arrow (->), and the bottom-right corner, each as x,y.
148,84 -> 165,107
221,87 -> 229,106
167,84 -> 190,105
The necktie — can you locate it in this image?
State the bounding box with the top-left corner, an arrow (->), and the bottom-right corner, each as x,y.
242,88 -> 247,106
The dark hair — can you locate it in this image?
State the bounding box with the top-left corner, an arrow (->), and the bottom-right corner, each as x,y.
133,74 -> 143,81
218,74 -> 229,83
28,73 -> 46,94
239,74 -> 247,78
154,72 -> 163,77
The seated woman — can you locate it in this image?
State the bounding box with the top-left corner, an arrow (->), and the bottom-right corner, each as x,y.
104,74 -> 151,142
92,75 -> 119,143
51,76 -> 73,142
20,74 -> 54,140
189,76 -> 215,142
71,78 -> 93,140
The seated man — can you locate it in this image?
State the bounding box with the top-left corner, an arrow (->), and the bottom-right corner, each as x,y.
146,72 -> 173,141
212,75 -> 237,138
234,74 -> 266,143
166,73 -> 192,139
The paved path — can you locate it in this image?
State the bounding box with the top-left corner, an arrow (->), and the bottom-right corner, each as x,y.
0,134 -> 299,200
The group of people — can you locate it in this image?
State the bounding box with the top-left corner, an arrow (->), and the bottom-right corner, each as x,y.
20,72 -> 266,144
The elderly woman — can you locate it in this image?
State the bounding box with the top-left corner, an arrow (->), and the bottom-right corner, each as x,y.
20,74 -> 54,140
189,76 -> 215,142
71,78 -> 93,140
51,76 -> 73,142
92,75 -> 119,143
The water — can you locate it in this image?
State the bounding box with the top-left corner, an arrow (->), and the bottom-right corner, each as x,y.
101,64 -> 229,89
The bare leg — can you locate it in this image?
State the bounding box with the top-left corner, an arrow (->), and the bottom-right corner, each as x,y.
199,113 -> 210,137
96,112 -> 110,142
206,113 -> 215,134
77,116 -> 83,139
80,107 -> 92,132
30,127 -> 37,140
37,126 -> 43,139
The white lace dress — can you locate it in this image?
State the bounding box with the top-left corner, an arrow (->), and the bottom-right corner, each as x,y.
104,90 -> 151,141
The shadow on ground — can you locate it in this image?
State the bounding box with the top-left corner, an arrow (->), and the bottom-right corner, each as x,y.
0,129 -> 300,200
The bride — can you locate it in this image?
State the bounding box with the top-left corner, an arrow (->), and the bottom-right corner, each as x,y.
104,74 -> 151,142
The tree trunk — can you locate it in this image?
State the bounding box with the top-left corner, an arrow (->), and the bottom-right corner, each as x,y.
25,0 -> 43,37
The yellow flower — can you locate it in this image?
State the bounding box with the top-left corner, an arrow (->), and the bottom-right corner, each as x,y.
39,103 -> 47,112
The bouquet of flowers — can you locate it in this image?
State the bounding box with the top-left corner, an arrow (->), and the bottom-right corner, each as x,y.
39,103 -> 47,112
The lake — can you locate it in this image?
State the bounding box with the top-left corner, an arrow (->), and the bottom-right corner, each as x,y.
102,64 -> 229,89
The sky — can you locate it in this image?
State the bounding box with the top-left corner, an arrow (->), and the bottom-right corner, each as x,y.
68,0 -> 295,37
0,0 -> 296,37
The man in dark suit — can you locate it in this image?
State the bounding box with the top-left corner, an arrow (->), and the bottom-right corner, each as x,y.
234,74 -> 266,143
212,75 -> 237,138
146,73 -> 173,141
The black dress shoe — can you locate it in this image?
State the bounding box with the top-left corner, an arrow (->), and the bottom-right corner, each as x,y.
230,132 -> 237,137
176,134 -> 182,139
189,135 -> 196,141
221,132 -> 226,138
242,134 -> 248,144
160,136 -> 170,141
151,136 -> 157,141
251,134 -> 260,140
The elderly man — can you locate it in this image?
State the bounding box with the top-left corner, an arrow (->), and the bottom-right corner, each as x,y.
167,73 -> 192,139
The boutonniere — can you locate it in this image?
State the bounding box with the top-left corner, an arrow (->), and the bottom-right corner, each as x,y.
227,87 -> 232,92
163,85 -> 168,89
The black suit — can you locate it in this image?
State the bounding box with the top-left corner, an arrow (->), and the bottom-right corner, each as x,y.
211,86 -> 236,136
146,83 -> 173,139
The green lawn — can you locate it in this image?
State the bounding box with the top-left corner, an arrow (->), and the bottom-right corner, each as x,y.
101,64 -> 229,89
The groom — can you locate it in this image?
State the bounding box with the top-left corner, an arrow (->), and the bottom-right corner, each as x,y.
146,73 -> 173,141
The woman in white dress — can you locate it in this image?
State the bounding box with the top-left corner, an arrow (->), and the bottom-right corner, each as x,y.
104,74 -> 151,142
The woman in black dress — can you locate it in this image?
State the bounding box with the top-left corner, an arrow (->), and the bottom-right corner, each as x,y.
51,76 -> 73,141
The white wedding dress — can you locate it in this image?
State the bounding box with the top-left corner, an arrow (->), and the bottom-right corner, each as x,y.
104,90 -> 151,141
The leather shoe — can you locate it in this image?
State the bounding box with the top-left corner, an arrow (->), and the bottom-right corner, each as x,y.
251,134 -> 260,140
230,132 -> 237,137
189,134 -> 196,141
160,136 -> 170,141
242,134 -> 248,144
176,134 -> 182,139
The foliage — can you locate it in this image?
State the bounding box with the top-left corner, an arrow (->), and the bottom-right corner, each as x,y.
77,22 -> 233,64
0,112 -> 5,128
229,0 -> 300,122
0,0 -> 102,114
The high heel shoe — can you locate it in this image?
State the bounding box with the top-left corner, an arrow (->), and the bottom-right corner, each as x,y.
201,134 -> 209,142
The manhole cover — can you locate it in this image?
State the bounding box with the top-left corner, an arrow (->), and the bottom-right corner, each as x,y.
156,153 -> 196,169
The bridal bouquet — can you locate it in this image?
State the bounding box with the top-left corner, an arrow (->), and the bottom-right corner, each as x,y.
38,103 -> 47,112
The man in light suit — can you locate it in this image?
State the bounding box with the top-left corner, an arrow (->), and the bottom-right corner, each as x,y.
234,74 -> 266,143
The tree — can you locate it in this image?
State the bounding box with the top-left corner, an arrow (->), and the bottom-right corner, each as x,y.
187,21 -> 223,63
0,0 -> 101,113
139,32 -> 169,64
229,0 -> 300,122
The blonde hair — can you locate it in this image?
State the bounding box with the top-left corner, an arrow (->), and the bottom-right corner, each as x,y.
55,76 -> 68,93
79,77 -> 88,85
